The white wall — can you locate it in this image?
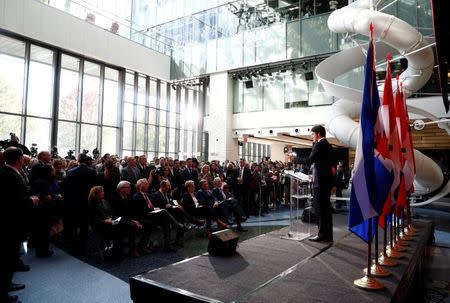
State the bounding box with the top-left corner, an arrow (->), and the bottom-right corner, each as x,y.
0,0 -> 170,80
204,72 -> 238,162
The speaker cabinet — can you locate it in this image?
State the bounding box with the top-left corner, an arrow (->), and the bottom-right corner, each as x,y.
244,80 -> 253,88
304,71 -> 314,80
208,229 -> 239,256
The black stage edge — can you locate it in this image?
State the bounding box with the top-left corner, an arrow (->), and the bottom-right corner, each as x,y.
129,218 -> 433,303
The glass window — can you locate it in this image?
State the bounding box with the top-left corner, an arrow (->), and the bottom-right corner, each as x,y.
147,125 -> 156,151
233,81 -> 243,113
285,73 -> 308,107
137,75 -> 146,105
82,61 -> 100,123
136,105 -> 146,123
125,71 -> 135,103
101,127 -> 118,155
255,24 -> 286,64
0,114 -> 21,142
27,45 -> 54,118
287,20 -> 301,59
149,80 -> 157,108
136,122 -> 145,150
159,126 -> 167,152
169,112 -> 176,128
59,55 -> 80,121
25,117 -> 51,151
0,35 -> 25,115
57,121 -> 76,156
301,14 -> 334,57
80,124 -> 98,151
264,78 -> 285,110
160,81 -> 167,110
159,110 -> 167,127
169,128 -> 176,153
243,84 -> 263,112
103,67 -> 119,126
122,121 -> 133,150
123,102 -> 134,121
186,130 -> 193,156
148,107 -> 157,124
179,130 -> 185,158
169,85 -> 177,113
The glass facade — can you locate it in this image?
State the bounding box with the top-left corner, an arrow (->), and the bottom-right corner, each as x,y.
239,142 -> 271,163
0,33 -> 201,159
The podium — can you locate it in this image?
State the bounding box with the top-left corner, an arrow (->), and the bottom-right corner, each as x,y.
281,170 -> 312,242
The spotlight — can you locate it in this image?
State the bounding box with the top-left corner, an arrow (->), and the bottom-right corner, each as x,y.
237,74 -> 244,81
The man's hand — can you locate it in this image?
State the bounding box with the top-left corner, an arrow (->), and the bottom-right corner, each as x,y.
30,196 -> 39,206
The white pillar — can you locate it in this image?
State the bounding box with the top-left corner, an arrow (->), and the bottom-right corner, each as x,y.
204,72 -> 238,162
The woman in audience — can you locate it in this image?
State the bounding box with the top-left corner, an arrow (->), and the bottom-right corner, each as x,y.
88,186 -> 136,259
199,164 -> 213,189
180,180 -> 212,238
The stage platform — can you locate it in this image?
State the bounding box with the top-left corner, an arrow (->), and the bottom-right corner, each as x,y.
130,215 -> 433,303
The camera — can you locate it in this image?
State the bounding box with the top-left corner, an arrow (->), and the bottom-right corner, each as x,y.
82,149 -> 89,155
65,150 -> 76,160
92,148 -> 100,160
30,143 -> 38,158
51,146 -> 59,158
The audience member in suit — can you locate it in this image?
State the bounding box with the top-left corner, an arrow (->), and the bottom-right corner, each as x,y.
333,163 -> 345,209
0,147 -> 39,303
132,179 -> 188,252
120,157 -> 141,191
110,181 -> 143,256
182,158 -> 199,188
63,153 -> 98,256
29,150 -> 51,186
196,179 -> 229,230
137,155 -> 151,180
211,178 -> 247,232
296,125 -> 334,242
151,180 -> 198,247
88,186 -> 138,259
236,159 -> 252,217
224,163 -> 238,197
180,180 -> 213,238
31,164 -> 64,257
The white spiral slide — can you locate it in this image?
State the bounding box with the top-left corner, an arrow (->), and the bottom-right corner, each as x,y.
315,0 -> 450,205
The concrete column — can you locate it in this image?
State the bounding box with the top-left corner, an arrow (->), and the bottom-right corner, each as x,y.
204,72 -> 238,162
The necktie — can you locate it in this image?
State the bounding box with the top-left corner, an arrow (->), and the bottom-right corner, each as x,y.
143,193 -> 153,209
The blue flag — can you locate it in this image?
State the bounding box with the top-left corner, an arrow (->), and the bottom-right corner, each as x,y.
348,31 -> 393,242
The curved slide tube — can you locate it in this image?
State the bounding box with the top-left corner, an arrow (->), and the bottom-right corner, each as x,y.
315,0 -> 450,204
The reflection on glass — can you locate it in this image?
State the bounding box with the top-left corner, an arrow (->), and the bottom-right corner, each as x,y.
243,84 -> 263,112
160,81 -> 167,110
186,130 -> 193,156
148,107 -> 157,124
159,126 -> 166,153
255,24 -> 286,64
57,121 -> 76,156
102,127 -> 118,155
27,45 -> 54,118
170,85 -> 177,113
179,131 -> 185,158
169,112 -> 176,128
25,117 -> 51,151
301,14 -> 333,57
137,75 -> 146,105
0,114 -> 21,142
123,121 -> 133,150
0,36 -> 25,114
59,55 -> 80,121
149,80 -> 157,108
123,102 -> 134,121
103,68 -> 119,126
82,62 -> 100,123
147,125 -> 156,151
264,78 -> 285,110
136,122 -> 145,150
80,124 -> 98,152
169,128 -> 176,153
159,110 -> 167,127
125,72 -> 135,102
136,105 -> 146,123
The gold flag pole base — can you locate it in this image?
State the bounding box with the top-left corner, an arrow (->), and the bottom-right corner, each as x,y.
386,247 -> 403,258
399,232 -> 412,241
378,253 -> 397,266
397,237 -> 410,245
354,275 -> 385,290
404,225 -> 418,237
392,242 -> 407,251
364,263 -> 391,277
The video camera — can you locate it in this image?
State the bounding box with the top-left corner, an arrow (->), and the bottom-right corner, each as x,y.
30,143 -> 38,158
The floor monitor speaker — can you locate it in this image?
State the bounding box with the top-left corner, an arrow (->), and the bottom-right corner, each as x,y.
208,229 -> 239,256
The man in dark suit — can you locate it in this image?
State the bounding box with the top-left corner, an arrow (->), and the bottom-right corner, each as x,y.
0,147 -> 39,302
63,153 -> 98,256
182,158 -> 199,188
236,159 -> 252,217
297,125 -> 334,242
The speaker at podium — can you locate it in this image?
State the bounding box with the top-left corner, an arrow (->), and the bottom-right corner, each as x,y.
208,229 -> 239,256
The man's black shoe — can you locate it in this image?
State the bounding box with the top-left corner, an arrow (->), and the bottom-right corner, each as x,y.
236,227 -> 248,232
8,283 -> 25,292
15,262 -> 30,272
36,250 -> 54,258
309,236 -> 333,242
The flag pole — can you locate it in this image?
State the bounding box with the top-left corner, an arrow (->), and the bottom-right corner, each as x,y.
354,219 -> 384,289
393,207 -> 407,251
387,211 -> 402,258
365,217 -> 391,276
379,214 -> 397,265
